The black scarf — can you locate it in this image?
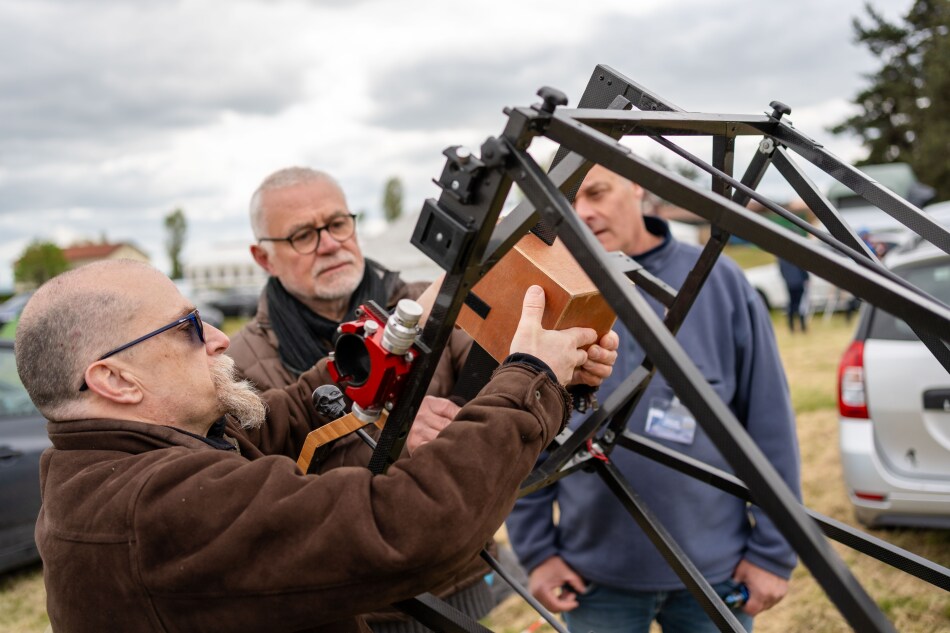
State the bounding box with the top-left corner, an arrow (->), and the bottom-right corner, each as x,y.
266,259 -> 398,376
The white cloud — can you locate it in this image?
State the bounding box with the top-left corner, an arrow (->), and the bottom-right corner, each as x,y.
0,0 -> 916,291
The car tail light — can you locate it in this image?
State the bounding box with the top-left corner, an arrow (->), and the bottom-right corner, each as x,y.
838,340 -> 869,419
854,491 -> 887,502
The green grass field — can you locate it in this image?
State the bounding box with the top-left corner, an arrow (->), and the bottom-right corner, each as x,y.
2,310 -> 948,633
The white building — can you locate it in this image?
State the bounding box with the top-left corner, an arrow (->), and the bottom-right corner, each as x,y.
184,241 -> 267,291
358,212 -> 442,282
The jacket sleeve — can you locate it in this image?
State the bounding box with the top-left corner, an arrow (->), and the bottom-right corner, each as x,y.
735,288 -> 802,578
228,318 -> 297,392
131,364 -> 568,627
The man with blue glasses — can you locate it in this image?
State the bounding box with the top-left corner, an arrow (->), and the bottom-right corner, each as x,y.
14,259 -> 615,633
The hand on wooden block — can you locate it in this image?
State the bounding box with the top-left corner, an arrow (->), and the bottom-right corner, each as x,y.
456,232 -> 617,363
570,329 -> 619,388
510,285 -> 598,385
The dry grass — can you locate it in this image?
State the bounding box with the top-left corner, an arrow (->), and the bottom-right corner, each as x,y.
2,313 -> 947,632
0,565 -> 47,633
722,244 -> 777,270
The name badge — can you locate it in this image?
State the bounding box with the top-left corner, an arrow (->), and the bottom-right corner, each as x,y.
645,396 -> 697,445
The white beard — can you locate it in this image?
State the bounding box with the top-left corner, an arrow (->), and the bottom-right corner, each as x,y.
210,355 -> 268,429
310,253 -> 364,301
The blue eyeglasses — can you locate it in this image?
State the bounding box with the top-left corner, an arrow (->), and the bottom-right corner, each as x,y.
79,309 -> 205,392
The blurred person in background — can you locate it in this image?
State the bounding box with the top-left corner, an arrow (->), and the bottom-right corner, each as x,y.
778,258 -> 809,333
506,165 -> 801,633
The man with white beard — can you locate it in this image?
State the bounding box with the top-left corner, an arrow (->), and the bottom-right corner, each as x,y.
15,258 -> 615,633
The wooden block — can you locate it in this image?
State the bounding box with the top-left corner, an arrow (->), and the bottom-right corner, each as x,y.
457,232 -> 617,362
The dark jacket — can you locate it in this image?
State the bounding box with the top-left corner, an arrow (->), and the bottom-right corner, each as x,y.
228,275 -> 472,400
226,272 -> 487,612
37,362 -> 568,633
778,258 -> 809,291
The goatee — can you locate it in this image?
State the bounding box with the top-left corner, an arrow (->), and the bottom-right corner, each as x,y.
210,355 -> 268,429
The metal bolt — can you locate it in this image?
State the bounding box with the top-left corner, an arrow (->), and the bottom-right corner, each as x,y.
758,138 -> 775,154
363,320 -> 379,336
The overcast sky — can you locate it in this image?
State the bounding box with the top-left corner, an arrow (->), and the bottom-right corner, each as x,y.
0,0 -> 912,291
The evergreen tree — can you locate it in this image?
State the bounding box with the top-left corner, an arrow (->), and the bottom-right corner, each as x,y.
164,208 -> 187,279
831,0 -> 950,202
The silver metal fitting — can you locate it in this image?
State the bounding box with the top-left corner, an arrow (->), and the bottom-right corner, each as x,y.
382,299 -> 422,355
352,403 -> 382,424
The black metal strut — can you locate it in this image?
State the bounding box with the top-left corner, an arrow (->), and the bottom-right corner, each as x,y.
365,64 -> 950,633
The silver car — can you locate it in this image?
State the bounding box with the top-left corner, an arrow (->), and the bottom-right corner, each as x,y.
837,240 -> 950,528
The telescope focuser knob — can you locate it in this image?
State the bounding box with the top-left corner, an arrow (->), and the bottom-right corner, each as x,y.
382,299 -> 423,356
536,86 -> 568,114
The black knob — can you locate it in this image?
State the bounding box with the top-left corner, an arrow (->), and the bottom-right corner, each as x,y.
769,101 -> 792,119
313,385 -> 347,420
537,86 -> 568,114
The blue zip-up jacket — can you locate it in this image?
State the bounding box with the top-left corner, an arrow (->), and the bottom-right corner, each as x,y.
506,218 -> 801,590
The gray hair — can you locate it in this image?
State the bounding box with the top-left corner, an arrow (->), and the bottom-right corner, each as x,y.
14,260 -> 148,419
249,167 -> 345,239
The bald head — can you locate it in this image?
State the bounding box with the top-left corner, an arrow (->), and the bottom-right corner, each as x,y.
15,260 -> 171,419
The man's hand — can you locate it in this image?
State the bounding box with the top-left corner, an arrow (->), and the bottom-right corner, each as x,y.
733,559 -> 788,615
528,555 -> 586,613
569,329 -> 619,387
510,286 -> 597,385
406,396 -> 460,455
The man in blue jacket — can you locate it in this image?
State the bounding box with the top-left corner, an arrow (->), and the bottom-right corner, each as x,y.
506,165 -> 801,633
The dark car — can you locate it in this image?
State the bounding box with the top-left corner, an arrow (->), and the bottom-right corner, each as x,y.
0,292 -> 33,327
0,340 -> 48,573
210,286 -> 261,318
171,281 -> 225,329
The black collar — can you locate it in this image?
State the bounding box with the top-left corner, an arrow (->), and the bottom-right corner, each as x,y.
634,216 -> 673,261
168,417 -> 238,452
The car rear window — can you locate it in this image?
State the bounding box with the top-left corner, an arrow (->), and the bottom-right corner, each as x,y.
867,257 -> 950,341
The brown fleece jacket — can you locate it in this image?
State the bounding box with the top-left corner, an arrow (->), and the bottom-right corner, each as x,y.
37,362 -> 567,633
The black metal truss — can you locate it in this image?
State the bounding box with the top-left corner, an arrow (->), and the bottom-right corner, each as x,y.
369,64 -> 950,633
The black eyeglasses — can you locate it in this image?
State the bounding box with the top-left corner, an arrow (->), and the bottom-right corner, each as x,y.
257,213 -> 357,255
79,309 -> 205,392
